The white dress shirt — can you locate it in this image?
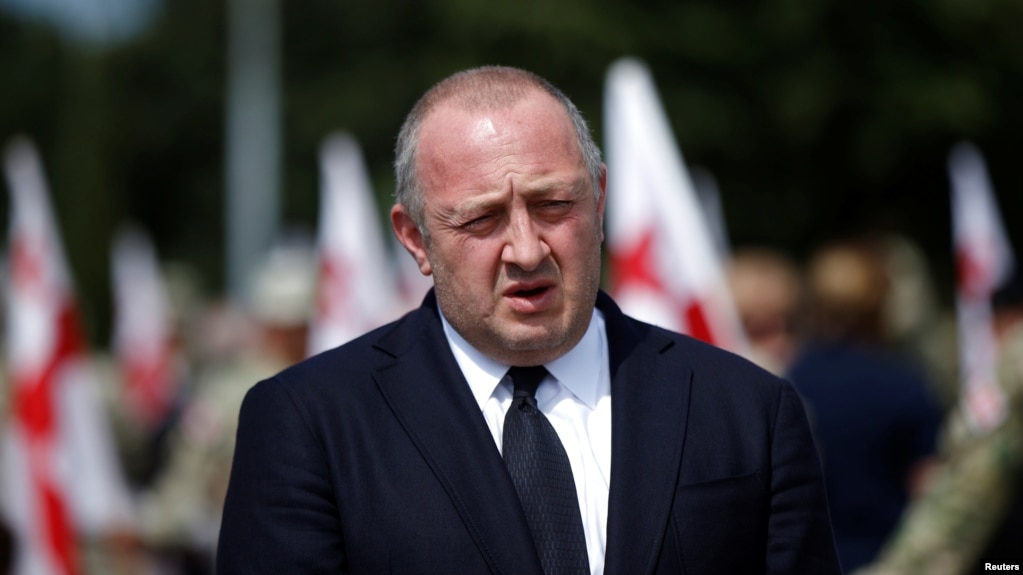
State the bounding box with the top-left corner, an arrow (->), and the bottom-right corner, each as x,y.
440,309 -> 612,575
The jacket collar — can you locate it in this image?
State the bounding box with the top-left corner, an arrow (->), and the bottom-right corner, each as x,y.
372,289 -> 692,575
371,290 -> 543,575
598,291 -> 692,575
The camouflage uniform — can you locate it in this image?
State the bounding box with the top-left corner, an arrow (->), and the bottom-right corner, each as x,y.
135,240 -> 316,565
134,352 -> 288,562
852,324 -> 1023,575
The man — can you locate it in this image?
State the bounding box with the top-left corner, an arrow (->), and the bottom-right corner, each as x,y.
787,237 -> 943,572
218,66 -> 840,574
726,246 -> 804,376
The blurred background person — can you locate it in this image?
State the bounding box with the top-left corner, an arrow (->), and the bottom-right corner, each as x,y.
97,260 -> 204,493
877,233 -> 961,412
132,234 -> 316,574
84,261 -> 203,575
852,273 -> 1023,575
726,245 -> 804,376
787,234 -> 945,573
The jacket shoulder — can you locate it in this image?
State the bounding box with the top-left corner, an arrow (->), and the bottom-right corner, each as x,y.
261,304 -> 436,397
632,314 -> 787,390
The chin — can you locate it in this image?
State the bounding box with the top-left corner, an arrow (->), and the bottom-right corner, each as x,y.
498,327 -> 570,359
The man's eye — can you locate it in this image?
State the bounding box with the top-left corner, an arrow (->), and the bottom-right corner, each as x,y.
462,214 -> 494,230
537,201 -> 572,214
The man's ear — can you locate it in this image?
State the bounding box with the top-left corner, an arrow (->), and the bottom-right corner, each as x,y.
391,204 -> 432,276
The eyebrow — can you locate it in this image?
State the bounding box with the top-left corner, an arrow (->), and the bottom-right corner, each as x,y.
443,193 -> 505,220
436,173 -> 588,220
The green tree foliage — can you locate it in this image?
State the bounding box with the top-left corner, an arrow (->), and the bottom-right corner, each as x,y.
1,0 -> 1021,342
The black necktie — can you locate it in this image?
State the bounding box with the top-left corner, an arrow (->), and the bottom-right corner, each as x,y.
502,365 -> 590,575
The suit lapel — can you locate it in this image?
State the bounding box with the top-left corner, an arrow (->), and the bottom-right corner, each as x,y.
371,292 -> 543,575
599,293 -> 693,575
369,291 -> 690,575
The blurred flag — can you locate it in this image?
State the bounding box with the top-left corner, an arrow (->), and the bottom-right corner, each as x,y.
392,233 -> 433,313
110,223 -> 178,429
307,132 -> 403,356
2,137 -> 132,575
603,58 -> 747,353
949,141 -> 1013,433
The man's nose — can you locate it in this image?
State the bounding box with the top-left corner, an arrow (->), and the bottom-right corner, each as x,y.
502,211 -> 550,271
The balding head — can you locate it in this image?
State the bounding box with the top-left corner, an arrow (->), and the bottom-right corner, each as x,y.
393,66 -> 603,235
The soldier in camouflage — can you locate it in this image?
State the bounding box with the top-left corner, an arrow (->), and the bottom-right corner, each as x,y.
134,240 -> 316,573
852,298 -> 1023,575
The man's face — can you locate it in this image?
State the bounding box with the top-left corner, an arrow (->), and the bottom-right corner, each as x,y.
392,89 -> 606,366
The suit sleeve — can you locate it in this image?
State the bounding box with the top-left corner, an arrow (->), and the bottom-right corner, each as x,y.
766,382 -> 843,574
217,377 -> 346,574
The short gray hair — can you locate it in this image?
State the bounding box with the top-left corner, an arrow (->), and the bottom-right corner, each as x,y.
393,66 -> 603,236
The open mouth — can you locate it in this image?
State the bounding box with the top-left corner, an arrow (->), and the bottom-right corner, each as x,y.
515,286 -> 549,298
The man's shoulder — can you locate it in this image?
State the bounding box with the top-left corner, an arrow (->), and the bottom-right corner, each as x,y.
596,290 -> 778,380
254,305 -> 434,395
305,306 -> 433,369
614,311 -> 788,395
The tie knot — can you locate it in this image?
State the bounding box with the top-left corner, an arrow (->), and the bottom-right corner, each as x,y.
507,365 -> 548,399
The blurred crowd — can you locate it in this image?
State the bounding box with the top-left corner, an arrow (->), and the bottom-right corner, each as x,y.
727,233 -> 1023,575
0,229 -> 1020,575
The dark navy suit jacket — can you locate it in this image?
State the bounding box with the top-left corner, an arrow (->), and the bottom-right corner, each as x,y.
217,290 -> 841,574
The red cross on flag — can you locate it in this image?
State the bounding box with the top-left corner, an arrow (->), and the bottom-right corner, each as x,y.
110,223 -> 178,429
604,58 -> 748,354
2,137 -> 132,575
307,133 -> 404,356
949,141 -> 1013,433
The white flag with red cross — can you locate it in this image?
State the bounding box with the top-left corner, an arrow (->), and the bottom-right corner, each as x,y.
307,132 -> 404,356
110,223 -> 178,429
2,137 -> 132,575
604,58 -> 748,354
949,141 -> 1014,433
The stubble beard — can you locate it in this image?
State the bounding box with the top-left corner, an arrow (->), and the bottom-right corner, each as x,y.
431,246 -> 602,366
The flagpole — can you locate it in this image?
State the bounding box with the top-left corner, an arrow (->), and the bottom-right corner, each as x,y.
225,0 -> 281,300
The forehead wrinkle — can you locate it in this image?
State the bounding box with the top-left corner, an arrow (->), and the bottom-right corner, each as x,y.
515,175 -> 581,197
457,190 -> 507,213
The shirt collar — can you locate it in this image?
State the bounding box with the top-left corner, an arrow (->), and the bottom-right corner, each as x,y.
544,311 -> 605,409
440,308 -> 606,410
